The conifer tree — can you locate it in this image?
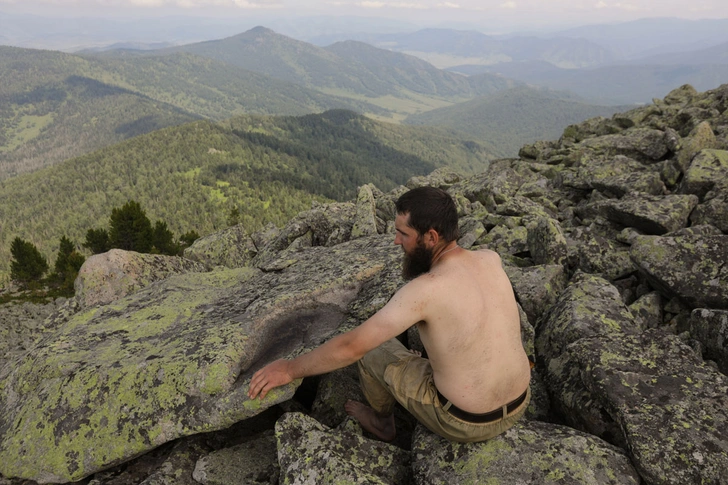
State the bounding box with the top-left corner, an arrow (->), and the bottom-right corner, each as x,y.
152,221 -> 178,256
83,228 -> 111,254
109,200 -> 153,253
10,237 -> 48,286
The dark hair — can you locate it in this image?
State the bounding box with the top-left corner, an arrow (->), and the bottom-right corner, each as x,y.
395,186 -> 459,242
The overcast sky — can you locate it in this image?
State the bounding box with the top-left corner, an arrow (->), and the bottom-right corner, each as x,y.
1,0 -> 727,31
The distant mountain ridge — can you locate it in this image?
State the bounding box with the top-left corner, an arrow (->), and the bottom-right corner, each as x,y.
405,86 -> 628,157
308,28 -> 615,69
155,27 -> 517,99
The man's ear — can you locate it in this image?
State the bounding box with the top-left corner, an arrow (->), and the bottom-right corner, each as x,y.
423,228 -> 440,248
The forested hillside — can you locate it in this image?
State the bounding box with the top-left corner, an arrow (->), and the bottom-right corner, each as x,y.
405,86 -> 628,157
0,110 -> 492,280
0,46 -> 380,179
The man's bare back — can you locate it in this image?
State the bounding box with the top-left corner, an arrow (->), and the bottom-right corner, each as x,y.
414,247 -> 531,414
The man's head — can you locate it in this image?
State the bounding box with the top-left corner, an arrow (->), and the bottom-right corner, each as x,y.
394,186 -> 459,280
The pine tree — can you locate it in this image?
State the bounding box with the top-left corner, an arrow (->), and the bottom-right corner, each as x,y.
83,228 -> 111,254
179,230 -> 200,251
10,237 -> 48,286
109,200 -> 153,253
152,221 -> 178,256
54,236 -> 75,276
53,236 -> 86,293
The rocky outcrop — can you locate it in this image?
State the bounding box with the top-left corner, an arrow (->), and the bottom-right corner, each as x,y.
75,249 -> 207,307
412,420 -> 641,485
2,83 -> 728,484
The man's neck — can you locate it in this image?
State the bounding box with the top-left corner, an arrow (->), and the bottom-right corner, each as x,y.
431,241 -> 458,267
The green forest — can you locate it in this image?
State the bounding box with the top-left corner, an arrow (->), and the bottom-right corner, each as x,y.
0,109 -> 492,283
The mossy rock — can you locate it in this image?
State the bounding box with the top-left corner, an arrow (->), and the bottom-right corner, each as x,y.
630,234 -> 728,309
411,420 -> 640,485
275,413 -> 411,485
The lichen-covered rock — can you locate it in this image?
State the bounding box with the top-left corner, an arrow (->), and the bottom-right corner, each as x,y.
75,249 -> 207,308
406,167 -> 462,190
592,193 -> 699,235
496,195 -> 556,219
629,291 -> 664,329
411,420 -> 640,485
526,217 -> 568,266
580,127 -> 672,162
558,155 -> 644,190
350,184 -> 380,239
592,171 -> 665,197
537,273 -> 640,361
566,227 -> 635,281
0,299 -> 66,371
310,364 -> 364,429
663,84 -> 699,107
676,121 -> 717,172
537,274 -> 641,445
456,216 -> 485,249
450,159 -> 532,205
275,413 -> 411,485
630,234 -> 728,309
504,264 -> 568,326
183,223 -> 258,270
564,329 -> 728,485
681,149 -> 728,199
690,191 -> 728,232
0,236 -> 403,483
689,309 -> 728,375
192,431 -> 278,485
476,224 -> 529,256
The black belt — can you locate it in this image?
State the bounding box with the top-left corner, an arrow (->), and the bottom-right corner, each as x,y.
437,388 -> 528,424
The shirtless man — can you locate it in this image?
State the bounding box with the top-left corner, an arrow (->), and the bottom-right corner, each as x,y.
248,186 -> 531,443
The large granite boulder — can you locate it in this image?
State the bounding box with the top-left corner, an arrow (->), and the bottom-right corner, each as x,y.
411,420 -> 640,485
681,149 -> 728,199
580,128 -> 672,162
563,330 -> 728,485
275,413 -> 411,485
504,264 -> 568,326
630,234 -> 728,309
75,250 -> 207,308
0,236 -> 402,483
583,193 -> 699,235
183,224 -> 258,269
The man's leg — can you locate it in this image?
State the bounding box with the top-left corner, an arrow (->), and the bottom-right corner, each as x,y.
345,338 -> 414,441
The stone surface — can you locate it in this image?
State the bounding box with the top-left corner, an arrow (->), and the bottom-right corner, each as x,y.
564,330 -> 728,485
192,431 -> 278,485
504,264 -> 568,326
689,309 -> 728,375
595,193 -> 699,235
630,234 -> 728,309
275,413 -> 411,485
681,149 -> 728,200
75,250 -> 207,308
677,121 -> 717,172
526,217 -> 568,266
350,184 -> 380,239
183,224 -> 257,269
629,291 -> 664,329
591,171 -> 665,197
0,236 -> 402,483
411,420 -> 640,485
580,128 -> 672,162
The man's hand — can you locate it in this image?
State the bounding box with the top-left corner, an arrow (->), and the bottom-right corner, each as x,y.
248,359 -> 294,400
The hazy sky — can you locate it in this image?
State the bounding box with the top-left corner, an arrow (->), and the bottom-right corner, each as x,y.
0,0 -> 728,31
2,0 -> 727,30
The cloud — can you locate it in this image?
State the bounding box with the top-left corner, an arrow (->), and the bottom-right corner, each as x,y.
595,1 -> 608,8
358,1 -> 428,8
437,2 -> 460,7
0,0 -> 283,7
500,1 -> 516,8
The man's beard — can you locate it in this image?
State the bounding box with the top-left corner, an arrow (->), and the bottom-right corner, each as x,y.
402,242 -> 433,281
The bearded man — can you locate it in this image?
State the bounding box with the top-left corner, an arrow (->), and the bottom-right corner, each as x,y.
248,186 -> 531,443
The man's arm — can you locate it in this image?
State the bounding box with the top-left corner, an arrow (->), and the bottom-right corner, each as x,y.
247,278 -> 431,400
